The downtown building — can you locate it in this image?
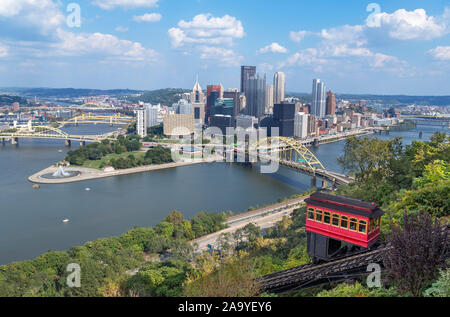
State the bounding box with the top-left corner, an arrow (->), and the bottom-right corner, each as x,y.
240,65 -> 256,94
312,79 -> 327,118
294,112 -> 309,139
273,103 -> 296,137
245,73 -> 267,119
326,90 -> 336,116
273,72 -> 286,105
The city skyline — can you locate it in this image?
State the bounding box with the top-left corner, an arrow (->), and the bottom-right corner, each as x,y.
0,1 -> 449,95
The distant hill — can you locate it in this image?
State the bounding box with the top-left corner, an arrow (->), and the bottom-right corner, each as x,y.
127,88 -> 191,106
0,94 -> 28,106
11,88 -> 143,98
287,92 -> 450,107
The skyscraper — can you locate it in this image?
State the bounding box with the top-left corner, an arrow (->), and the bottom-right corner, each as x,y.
312,79 -> 326,118
266,84 -> 274,114
240,66 -> 256,94
206,85 -> 222,123
273,103 -> 296,137
273,72 -> 286,104
326,90 -> 336,116
245,73 -> 266,119
190,77 -> 204,104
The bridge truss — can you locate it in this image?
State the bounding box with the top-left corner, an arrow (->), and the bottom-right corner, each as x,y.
59,113 -> 134,127
251,136 -> 326,171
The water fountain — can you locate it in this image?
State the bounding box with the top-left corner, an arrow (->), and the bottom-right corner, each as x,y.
52,166 -> 71,178
40,166 -> 81,180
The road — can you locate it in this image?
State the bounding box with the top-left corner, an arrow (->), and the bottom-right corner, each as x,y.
191,197 -> 306,252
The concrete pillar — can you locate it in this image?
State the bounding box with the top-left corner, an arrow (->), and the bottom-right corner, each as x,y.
419,131 -> 423,139
80,141 -> 85,147
311,176 -> 317,189
2,138 -> 5,146
313,138 -> 319,148
322,180 -> 328,189
65,139 -> 72,147
11,137 -> 18,145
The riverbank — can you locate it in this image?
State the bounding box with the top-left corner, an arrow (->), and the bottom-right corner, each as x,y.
28,160 -> 207,184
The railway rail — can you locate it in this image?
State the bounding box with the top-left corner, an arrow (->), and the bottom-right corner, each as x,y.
260,225 -> 449,294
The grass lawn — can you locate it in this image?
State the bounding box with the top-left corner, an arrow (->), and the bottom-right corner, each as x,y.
82,151 -> 146,170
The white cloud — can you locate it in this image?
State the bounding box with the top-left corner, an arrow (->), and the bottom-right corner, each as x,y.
0,0 -> 65,37
428,46 -> 450,61
198,46 -> 243,66
168,14 -> 245,48
290,30 -> 310,43
257,42 -> 288,54
0,44 -> 8,57
133,13 -> 162,23
115,26 -> 129,33
92,0 -> 159,10
368,8 -> 448,40
320,25 -> 367,47
49,29 -> 160,64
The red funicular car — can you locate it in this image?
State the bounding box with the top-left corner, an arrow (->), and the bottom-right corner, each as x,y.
305,192 -> 384,262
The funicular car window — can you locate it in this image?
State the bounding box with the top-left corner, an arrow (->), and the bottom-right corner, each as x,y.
315,210 -> 323,222
332,214 -> 340,226
324,212 -> 331,224
358,220 -> 367,233
340,216 -> 348,229
308,208 -> 315,220
349,218 -> 357,231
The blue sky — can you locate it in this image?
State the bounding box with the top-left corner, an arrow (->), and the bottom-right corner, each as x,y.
0,0 -> 449,95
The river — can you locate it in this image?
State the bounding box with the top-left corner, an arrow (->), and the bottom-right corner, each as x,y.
0,123 -> 447,264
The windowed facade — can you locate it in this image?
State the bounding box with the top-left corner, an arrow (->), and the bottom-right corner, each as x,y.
306,207 -> 380,236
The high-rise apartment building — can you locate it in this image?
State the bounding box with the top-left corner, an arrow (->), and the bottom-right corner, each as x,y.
240,66 -> 256,94
312,79 -> 326,118
136,109 -> 147,138
326,90 -> 336,116
145,105 -> 159,128
273,72 -> 286,104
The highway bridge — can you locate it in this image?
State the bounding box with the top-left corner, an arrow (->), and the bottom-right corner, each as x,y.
230,136 -> 354,187
0,113 -> 133,146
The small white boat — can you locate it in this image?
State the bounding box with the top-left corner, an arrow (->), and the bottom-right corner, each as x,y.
63,219 -> 70,223
85,188 -> 91,191
58,150 -> 63,153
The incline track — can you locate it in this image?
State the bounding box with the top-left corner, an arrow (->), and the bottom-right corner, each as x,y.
261,225 -> 449,294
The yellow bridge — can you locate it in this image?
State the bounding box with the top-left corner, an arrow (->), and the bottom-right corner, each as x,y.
59,112 -> 134,127
235,136 -> 354,187
0,113 -> 134,146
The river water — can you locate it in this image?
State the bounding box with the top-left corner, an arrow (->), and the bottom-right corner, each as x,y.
0,123 -> 447,264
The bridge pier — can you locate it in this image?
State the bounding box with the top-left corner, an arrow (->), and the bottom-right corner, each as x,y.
313,138 -> 319,148
311,176 -> 317,189
322,180 -> 329,189
80,141 -> 86,147
65,139 -> 72,147
11,137 -> 18,145
1,138 -> 5,146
